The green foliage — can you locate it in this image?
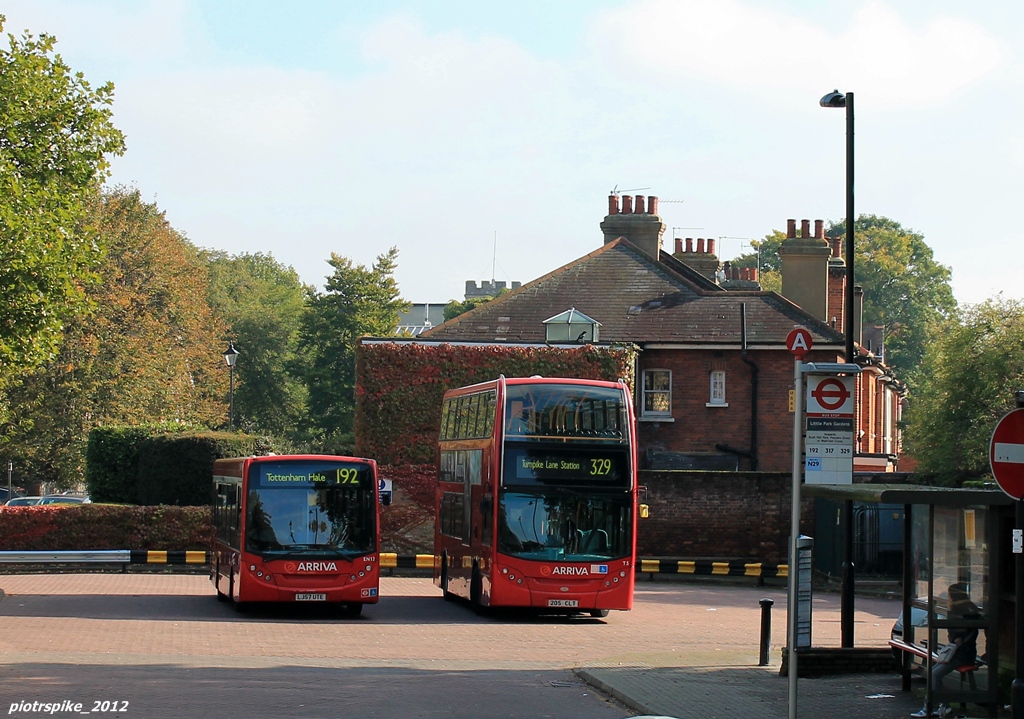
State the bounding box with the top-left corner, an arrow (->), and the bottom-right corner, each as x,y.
0,504 -> 210,551
355,342 -> 637,464
204,250 -> 311,438
87,425 -> 269,505
136,432 -> 267,506
300,248 -> 411,443
732,217 -> 955,387
443,289 -> 508,322
828,215 -> 956,386
0,19 -> 125,386
1,188 -> 228,487
85,426 -> 153,504
904,297 -> 1024,484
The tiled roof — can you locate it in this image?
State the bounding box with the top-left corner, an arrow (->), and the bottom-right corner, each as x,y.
421,239 -> 844,346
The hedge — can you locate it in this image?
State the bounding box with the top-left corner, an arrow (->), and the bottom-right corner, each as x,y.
0,505 -> 210,551
87,426 -> 276,505
355,342 -> 636,464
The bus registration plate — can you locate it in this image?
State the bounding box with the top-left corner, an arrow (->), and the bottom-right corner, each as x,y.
295,593 -> 327,602
547,599 -> 578,608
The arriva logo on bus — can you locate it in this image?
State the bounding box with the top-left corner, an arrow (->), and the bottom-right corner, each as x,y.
283,561 -> 339,573
541,565 -> 608,576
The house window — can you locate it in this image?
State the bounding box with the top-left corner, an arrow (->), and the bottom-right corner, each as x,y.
642,369 -> 672,419
708,370 -> 728,407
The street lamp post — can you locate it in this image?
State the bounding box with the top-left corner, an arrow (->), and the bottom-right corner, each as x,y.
821,89 -> 856,650
223,342 -> 239,428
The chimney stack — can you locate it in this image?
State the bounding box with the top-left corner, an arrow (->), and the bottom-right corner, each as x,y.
779,216 -> 831,322
600,193 -> 666,259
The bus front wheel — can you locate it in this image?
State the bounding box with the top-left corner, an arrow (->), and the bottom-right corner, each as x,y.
590,609 -> 610,618
343,602 -> 363,617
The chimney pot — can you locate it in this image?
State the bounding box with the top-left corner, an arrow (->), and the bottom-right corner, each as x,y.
832,237 -> 842,258
634,195 -> 646,214
708,238 -> 716,256
697,238 -> 706,253
801,219 -> 811,238
686,238 -> 694,253
815,219 -> 824,239
622,195 -> 633,214
674,237 -> 682,253
787,219 -> 796,238
648,196 -> 659,215
751,267 -> 758,281
608,195 -> 619,215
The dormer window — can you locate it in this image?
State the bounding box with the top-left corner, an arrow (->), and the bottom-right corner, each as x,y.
543,308 -> 600,343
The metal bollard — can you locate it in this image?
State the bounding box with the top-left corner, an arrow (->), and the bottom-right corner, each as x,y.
758,597 -> 774,666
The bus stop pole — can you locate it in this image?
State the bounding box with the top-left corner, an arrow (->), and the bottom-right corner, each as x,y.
1013,498 -> 1024,719
787,358 -> 805,719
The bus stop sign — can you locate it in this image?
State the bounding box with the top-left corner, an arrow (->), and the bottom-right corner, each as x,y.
990,408 -> 1024,500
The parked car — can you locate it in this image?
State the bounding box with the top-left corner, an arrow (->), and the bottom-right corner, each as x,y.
891,604 -> 930,663
4,496 -> 43,506
37,495 -> 90,505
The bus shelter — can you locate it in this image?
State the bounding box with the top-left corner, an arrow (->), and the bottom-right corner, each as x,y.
804,484 -> 1015,717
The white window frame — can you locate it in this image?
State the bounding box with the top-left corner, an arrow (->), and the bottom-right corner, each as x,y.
707,369 -> 728,407
641,368 -> 673,421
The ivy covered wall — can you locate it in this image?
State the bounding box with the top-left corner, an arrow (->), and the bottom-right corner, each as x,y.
354,341 -> 637,465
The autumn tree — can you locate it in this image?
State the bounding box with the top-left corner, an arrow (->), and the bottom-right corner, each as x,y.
904,297 -> 1024,484
300,248 -> 409,451
0,19 -> 125,390
205,251 -> 311,439
1,188 -> 226,487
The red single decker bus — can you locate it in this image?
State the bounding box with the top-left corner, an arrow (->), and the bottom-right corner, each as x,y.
434,376 -> 638,616
212,454 -> 383,614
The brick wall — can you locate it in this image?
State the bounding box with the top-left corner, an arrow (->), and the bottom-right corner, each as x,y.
637,348 -> 841,473
637,470 -> 814,563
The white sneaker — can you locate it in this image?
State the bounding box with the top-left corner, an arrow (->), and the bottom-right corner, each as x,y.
910,708 -> 931,718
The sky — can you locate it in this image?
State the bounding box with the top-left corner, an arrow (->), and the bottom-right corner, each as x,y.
3,0 -> 1022,307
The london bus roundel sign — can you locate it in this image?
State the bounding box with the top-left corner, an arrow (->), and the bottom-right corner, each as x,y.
990,408 -> 1024,500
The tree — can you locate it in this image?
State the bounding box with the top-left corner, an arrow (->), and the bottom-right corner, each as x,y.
732,216 -> 955,385
0,19 -> 125,388
300,248 -> 409,451
0,188 -> 225,487
730,231 -> 783,293
903,296 -> 1024,484
205,251 -> 311,439
443,289 -> 509,322
828,215 -> 956,385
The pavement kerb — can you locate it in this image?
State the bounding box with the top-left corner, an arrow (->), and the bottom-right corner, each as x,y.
576,666 -> 662,717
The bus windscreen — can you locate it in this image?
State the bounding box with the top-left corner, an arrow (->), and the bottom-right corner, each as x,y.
246,460 -> 375,557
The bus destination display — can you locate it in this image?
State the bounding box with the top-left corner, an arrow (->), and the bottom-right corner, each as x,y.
506,448 -> 628,487
257,464 -> 368,487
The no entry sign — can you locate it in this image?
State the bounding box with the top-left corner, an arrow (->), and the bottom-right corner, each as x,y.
990,408 -> 1024,500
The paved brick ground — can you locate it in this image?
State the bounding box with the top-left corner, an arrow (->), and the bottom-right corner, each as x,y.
0,573 -> 969,718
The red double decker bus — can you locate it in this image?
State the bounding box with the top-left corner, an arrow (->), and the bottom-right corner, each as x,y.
211,454 -> 383,614
434,376 -> 638,616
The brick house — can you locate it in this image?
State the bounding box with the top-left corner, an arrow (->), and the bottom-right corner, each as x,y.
410,194 -> 905,473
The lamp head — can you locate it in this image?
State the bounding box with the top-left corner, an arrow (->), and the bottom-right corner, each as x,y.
223,341 -> 239,367
820,89 -> 847,108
